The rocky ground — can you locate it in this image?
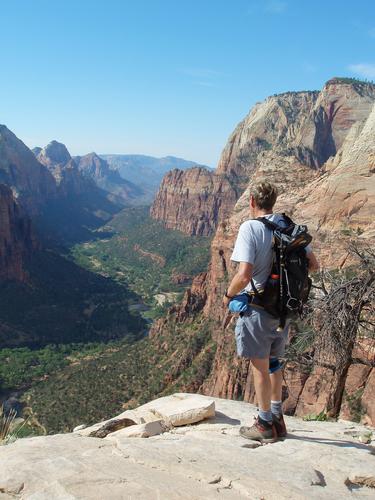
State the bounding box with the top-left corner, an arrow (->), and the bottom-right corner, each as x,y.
1,393 -> 374,499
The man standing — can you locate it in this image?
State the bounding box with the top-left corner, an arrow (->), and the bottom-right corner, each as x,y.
222,182 -> 319,443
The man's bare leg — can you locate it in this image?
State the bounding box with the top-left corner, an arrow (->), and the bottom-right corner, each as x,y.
270,368 -> 283,402
250,358 -> 272,413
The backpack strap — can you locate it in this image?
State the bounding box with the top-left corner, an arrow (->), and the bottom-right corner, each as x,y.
281,213 -> 294,226
257,214 -> 295,234
256,217 -> 280,231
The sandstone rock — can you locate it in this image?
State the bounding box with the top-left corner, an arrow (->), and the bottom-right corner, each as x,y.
72,424 -> 86,432
135,393 -> 216,426
78,394 -> 215,438
106,420 -> 167,438
361,369 -> 375,426
0,478 -> 24,495
0,395 -> 374,499
150,167 -> 239,236
339,364 -> 372,422
282,362 -> 310,415
295,365 -> 334,417
79,417 -> 136,438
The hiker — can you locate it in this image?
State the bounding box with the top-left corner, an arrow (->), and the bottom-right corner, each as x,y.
222,182 -> 319,443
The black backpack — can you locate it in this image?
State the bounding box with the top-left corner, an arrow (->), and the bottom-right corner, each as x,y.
251,214 -> 312,330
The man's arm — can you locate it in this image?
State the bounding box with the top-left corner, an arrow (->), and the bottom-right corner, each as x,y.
307,251 -> 319,272
223,262 -> 253,307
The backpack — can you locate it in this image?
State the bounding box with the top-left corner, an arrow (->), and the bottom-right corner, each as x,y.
250,214 -> 312,330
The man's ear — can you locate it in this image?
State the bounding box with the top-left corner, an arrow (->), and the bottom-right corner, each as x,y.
250,195 -> 255,208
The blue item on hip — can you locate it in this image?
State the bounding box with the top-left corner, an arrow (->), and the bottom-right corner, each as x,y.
228,293 -> 250,313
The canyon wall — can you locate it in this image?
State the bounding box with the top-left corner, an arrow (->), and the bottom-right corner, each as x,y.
0,125 -> 56,213
0,184 -> 36,281
150,167 -> 239,236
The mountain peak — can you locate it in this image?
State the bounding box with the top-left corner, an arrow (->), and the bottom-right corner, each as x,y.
38,140 -> 71,167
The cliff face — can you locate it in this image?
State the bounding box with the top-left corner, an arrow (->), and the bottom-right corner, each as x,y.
150,167 -> 238,236
0,184 -> 36,282
0,125 -> 56,213
151,79 -> 375,425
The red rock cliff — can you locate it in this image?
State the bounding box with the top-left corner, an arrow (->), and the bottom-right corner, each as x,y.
0,184 -> 36,282
0,125 -> 56,213
150,167 -> 239,236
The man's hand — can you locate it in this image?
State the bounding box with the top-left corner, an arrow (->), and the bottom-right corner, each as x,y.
223,262 -> 253,309
222,294 -> 231,308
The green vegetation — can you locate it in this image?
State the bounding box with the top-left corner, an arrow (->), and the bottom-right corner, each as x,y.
0,406 -> 34,445
0,206 -> 212,434
302,410 -> 329,422
0,249 -> 146,348
343,388 -> 365,423
328,76 -> 374,86
70,206 -> 211,315
0,343 -> 112,391
23,316 -> 215,433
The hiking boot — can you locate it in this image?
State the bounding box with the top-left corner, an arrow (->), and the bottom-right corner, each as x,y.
239,416 -> 278,443
272,413 -> 287,438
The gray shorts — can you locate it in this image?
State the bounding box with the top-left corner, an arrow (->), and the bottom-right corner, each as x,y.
234,306 -> 290,359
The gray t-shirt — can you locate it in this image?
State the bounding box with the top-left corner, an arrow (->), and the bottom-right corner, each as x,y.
230,214 -> 310,293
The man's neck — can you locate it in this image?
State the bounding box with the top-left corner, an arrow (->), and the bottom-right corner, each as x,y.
253,208 -> 273,218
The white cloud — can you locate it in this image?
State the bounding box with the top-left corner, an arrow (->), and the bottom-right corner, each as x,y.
348,63 -> 375,79
265,1 -> 287,13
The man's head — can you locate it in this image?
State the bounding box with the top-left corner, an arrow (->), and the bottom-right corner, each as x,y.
250,181 -> 278,213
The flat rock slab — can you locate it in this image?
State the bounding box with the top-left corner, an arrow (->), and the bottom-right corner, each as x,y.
136,393 -> 216,426
1,394 -> 375,499
77,393 -> 216,437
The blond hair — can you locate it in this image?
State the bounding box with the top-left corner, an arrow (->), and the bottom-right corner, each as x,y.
251,182 -> 278,211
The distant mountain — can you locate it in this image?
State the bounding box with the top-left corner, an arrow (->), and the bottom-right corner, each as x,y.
0,125 -> 56,213
74,152 -> 143,206
101,154 -> 211,202
37,140 -> 71,168
36,141 -> 91,197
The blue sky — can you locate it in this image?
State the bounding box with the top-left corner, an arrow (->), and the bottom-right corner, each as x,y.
1,0 -> 374,166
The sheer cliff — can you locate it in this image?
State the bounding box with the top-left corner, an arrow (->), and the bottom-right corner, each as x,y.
0,125 -> 56,213
150,167 -> 239,236
0,184 -> 36,282
150,78 -> 375,425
